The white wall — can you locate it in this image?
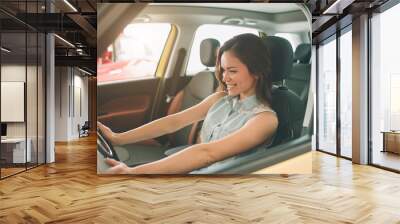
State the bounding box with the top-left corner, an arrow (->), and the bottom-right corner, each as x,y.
75,71 -> 89,139
55,67 -> 69,141
311,46 -> 316,151
1,64 -> 46,163
1,65 -> 27,138
54,67 -> 89,141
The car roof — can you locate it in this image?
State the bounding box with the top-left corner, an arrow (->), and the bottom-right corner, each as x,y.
149,3 -> 301,14
137,3 -> 309,33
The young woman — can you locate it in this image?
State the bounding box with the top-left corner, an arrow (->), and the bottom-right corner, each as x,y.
98,33 -> 278,174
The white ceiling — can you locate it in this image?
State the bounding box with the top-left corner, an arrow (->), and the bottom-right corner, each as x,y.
149,3 -> 301,14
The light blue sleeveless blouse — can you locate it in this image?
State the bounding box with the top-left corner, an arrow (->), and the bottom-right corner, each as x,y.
164,94 -> 276,173
200,94 -> 276,143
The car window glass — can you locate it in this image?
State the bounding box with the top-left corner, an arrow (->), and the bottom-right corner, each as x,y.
98,23 -> 171,84
186,24 -> 259,76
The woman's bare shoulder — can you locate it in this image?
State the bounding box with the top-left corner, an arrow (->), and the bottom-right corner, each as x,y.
204,91 -> 227,105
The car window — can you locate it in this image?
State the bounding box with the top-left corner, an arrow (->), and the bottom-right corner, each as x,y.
98,23 -> 171,84
274,32 -> 302,51
186,24 -> 260,76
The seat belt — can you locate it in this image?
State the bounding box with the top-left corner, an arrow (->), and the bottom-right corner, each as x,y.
166,48 -> 187,103
152,48 -> 187,120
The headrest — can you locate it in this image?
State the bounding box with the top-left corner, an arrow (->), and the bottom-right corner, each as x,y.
200,38 -> 220,67
262,36 -> 293,82
294,43 -> 311,64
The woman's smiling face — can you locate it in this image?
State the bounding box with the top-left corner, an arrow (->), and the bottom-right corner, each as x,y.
221,50 -> 257,100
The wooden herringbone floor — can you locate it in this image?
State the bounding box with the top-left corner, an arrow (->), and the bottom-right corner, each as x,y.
1,135 -> 400,223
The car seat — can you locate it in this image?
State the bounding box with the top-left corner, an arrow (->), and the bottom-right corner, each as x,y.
168,38 -> 220,146
286,43 -> 311,107
150,38 -> 220,147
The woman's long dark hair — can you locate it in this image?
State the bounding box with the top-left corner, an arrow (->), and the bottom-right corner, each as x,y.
215,33 -> 272,106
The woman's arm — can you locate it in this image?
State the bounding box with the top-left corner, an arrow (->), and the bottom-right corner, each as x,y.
106,111 -> 278,174
98,91 -> 226,145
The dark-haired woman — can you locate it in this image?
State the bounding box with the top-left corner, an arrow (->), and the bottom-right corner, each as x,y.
98,33 -> 278,174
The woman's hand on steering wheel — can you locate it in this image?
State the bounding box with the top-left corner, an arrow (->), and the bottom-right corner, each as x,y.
97,121 -> 118,145
104,158 -> 132,174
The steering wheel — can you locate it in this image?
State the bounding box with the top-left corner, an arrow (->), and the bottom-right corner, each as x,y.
97,128 -> 120,161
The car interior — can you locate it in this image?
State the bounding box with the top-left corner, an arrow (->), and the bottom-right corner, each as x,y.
97,3 -> 313,174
